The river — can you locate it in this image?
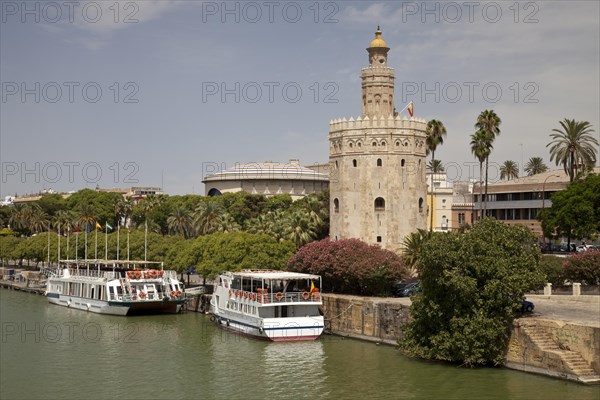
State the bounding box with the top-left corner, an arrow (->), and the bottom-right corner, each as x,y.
1,289 -> 598,400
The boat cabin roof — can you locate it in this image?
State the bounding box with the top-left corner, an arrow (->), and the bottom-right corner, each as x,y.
59,259 -> 163,267
227,270 -> 320,281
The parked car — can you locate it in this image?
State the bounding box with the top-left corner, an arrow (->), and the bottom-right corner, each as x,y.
391,282 -> 408,297
522,300 -> 535,313
399,282 -> 420,297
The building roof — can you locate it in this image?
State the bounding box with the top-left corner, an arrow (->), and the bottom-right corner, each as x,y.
224,270 -> 321,281
369,27 -> 388,48
202,160 -> 329,183
477,167 -> 600,191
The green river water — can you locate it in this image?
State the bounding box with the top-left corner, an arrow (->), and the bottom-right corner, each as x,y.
1,289 -> 598,400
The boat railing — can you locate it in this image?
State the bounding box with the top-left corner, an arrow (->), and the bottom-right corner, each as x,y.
109,292 -> 182,302
231,288 -> 321,304
60,269 -> 118,280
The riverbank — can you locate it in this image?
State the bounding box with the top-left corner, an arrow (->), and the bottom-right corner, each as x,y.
320,293 -> 600,384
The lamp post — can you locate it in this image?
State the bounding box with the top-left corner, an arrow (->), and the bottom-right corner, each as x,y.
541,174 -> 561,249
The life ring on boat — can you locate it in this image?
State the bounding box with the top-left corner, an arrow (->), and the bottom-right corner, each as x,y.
235,290 -> 239,298
275,292 -> 283,301
176,290 -> 182,297
244,291 -> 248,299
302,291 -> 310,300
170,290 -> 177,298
229,289 -> 233,297
134,271 -> 141,279
139,291 -> 146,299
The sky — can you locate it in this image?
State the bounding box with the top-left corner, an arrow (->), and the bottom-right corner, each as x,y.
1,0 -> 599,198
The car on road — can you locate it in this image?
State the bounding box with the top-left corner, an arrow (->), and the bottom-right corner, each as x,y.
522,300 -> 535,313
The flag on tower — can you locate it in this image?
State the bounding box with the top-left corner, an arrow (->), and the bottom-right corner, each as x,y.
407,102 -> 414,117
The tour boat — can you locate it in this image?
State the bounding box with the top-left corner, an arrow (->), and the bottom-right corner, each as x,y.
44,260 -> 186,316
210,270 -> 324,341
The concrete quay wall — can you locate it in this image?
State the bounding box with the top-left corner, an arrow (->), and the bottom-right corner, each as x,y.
321,293 -> 600,383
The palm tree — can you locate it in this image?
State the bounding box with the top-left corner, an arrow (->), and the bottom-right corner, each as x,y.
246,214 -> 272,235
425,119 -> 447,231
217,212 -> 240,233
140,195 -> 164,261
470,130 -> 493,221
401,229 -> 432,277
28,205 -> 49,234
53,210 -> 76,232
475,110 -> 501,215
167,207 -> 193,238
547,119 -> 598,182
285,211 -> 317,248
9,204 -> 30,233
193,200 -> 224,235
524,157 -> 549,176
500,160 -> 519,181
78,204 -> 96,260
427,159 -> 444,173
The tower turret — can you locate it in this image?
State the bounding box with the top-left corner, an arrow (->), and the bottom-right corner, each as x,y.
361,27 -> 395,118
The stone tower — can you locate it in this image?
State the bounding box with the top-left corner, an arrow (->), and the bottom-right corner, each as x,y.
328,27 -> 428,251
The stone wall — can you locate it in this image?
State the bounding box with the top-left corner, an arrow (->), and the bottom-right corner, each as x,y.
321,293 -> 411,345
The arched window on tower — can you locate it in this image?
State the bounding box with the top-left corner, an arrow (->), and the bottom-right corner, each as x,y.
374,197 -> 385,211
401,159 -> 405,167
377,159 -> 382,167
353,159 -> 357,167
334,198 -> 340,213
419,197 -> 424,213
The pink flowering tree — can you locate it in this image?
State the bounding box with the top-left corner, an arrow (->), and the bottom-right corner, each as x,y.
286,238 -> 407,296
562,250 -> 600,285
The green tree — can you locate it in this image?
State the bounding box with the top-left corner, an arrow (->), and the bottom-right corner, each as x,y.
37,193 -> 67,217
470,130 -> 492,221
399,219 -> 544,366
427,159 -> 444,173
500,160 -> 519,181
538,174 -> 600,249
193,200 -> 224,235
401,228 -> 433,277
285,211 -> 317,248
67,189 -> 122,226
547,119 -> 598,182
167,207 -> 193,238
525,157 -> 548,176
475,110 -> 501,215
426,119 -> 447,232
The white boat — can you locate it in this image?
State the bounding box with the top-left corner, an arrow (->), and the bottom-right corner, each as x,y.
210,270 -> 324,341
44,260 -> 186,316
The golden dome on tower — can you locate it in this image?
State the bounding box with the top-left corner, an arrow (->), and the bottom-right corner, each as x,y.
369,26 -> 388,48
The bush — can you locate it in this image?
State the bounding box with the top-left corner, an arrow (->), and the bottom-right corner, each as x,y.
399,219 -> 545,366
562,250 -> 600,285
539,255 -> 565,286
286,238 -> 407,296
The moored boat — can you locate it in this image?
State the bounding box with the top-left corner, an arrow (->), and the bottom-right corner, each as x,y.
210,270 -> 324,341
44,260 -> 185,316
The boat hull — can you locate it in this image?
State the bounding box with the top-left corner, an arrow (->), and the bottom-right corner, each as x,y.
213,311 -> 324,341
47,293 -> 183,316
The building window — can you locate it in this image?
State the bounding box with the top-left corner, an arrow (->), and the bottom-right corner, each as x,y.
334,198 -> 340,213
372,141 -> 377,147
376,236 -> 382,243
377,159 -> 382,167
419,197 -> 424,212
401,159 -> 405,167
458,213 -> 465,225
374,197 -> 385,211
349,142 -> 353,148
353,159 -> 357,167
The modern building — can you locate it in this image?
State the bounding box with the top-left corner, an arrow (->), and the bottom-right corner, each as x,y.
473,168 -> 600,236
426,172 -> 454,231
202,159 -> 329,200
328,28 -> 428,251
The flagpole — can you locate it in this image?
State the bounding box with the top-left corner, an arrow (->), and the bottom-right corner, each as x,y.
47,222 -> 51,267
398,101 -> 413,115
76,228 -> 79,262
127,228 -> 130,261
84,223 -> 88,261
117,224 -> 120,261
67,226 -> 70,261
95,224 -> 98,260
105,222 -> 108,261
57,225 -> 61,263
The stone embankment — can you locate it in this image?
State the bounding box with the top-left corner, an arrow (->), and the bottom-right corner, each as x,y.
320,293 -> 600,384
